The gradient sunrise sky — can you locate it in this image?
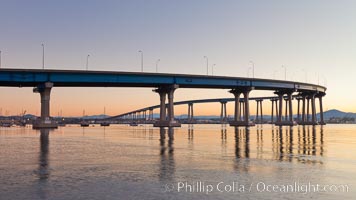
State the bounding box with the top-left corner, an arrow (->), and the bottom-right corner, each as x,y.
0,0 -> 355,116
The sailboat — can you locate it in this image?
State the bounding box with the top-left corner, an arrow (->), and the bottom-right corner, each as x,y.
80,110 -> 90,127
100,107 -> 110,126
58,110 -> 66,127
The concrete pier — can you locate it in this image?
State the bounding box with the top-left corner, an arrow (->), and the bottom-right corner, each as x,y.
255,99 -> 263,124
220,101 -> 228,124
298,92 -> 323,126
153,85 -> 181,127
187,103 -> 195,124
270,98 -> 278,123
274,90 -> 296,126
32,82 -> 58,129
317,93 -> 326,125
229,87 -> 255,127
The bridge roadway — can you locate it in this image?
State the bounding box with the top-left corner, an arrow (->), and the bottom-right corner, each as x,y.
0,68 -> 326,128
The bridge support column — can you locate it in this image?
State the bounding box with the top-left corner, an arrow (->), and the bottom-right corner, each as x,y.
229,88 -> 255,127
270,99 -> 274,123
270,98 -> 278,124
148,108 -> 154,121
274,90 -> 296,126
255,100 -> 259,123
275,98 -> 279,121
239,101 -> 243,121
311,93 -> 317,124
317,94 -> 326,125
153,85 -> 181,127
277,92 -> 283,124
297,97 -> 301,123
284,98 -> 288,121
288,92 -> 293,122
307,98 -> 310,122
187,103 -> 195,124
255,99 -> 263,124
220,101 -> 228,124
298,92 -> 319,126
301,95 -> 306,123
32,82 -> 58,129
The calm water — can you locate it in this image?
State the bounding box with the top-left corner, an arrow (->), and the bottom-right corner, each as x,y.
0,124 -> 355,200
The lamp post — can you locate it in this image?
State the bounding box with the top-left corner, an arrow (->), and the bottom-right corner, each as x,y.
204,56 -> 208,75
156,59 -> 160,73
212,64 -> 216,75
247,67 -> 251,77
86,54 -> 90,70
138,50 -> 143,72
249,61 -> 255,78
282,65 -> 287,80
41,44 -> 45,69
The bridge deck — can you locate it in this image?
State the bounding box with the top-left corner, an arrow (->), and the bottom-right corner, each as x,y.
0,68 -> 326,92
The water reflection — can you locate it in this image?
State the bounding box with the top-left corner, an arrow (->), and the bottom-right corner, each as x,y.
37,129 -> 50,200
234,127 -> 250,173
234,127 -> 250,159
159,128 -> 175,182
270,126 -> 324,164
297,126 -> 324,165
256,128 -> 263,159
38,129 -> 50,180
221,127 -> 227,154
149,128 -> 154,140
188,125 -> 194,150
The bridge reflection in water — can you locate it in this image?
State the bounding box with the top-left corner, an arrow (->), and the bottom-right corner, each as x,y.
4,124 -> 352,200
233,126 -> 324,163
150,125 -> 325,177
32,125 -> 325,185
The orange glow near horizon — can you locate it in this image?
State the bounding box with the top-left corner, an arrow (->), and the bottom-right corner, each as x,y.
0,86 -> 344,117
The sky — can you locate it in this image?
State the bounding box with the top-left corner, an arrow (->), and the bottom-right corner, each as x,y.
0,0 -> 355,117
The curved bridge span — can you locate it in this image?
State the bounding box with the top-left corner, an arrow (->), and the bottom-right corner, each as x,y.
0,68 -> 326,128
108,94 -> 323,126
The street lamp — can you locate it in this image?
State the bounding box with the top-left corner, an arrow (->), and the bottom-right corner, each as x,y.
281,65 -> 287,80
204,56 -> 209,75
156,59 -> 160,73
249,61 -> 255,78
138,50 -> 143,72
247,67 -> 252,77
41,44 -> 45,69
212,64 -> 216,75
86,54 -> 90,70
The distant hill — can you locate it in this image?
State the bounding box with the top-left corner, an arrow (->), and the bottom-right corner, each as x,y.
24,114 -> 36,119
81,114 -> 109,119
317,109 -> 356,120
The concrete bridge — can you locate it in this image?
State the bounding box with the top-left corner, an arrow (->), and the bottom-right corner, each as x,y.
108,94 -> 325,126
0,68 -> 326,128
